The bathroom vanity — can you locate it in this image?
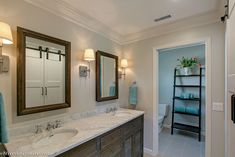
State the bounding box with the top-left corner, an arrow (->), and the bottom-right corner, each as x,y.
5,109 -> 144,157
57,114 -> 143,157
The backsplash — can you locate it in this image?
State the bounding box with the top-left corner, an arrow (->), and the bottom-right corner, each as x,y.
9,103 -> 119,138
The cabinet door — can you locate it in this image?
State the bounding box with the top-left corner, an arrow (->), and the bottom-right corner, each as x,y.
25,48 -> 44,107
101,129 -> 122,157
123,136 -> 133,157
101,139 -> 122,157
44,53 -> 65,105
133,130 -> 143,157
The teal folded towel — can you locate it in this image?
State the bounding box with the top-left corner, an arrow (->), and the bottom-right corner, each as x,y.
109,85 -> 116,96
0,92 -> 8,143
175,105 -> 186,113
129,85 -> 138,105
186,106 -> 199,115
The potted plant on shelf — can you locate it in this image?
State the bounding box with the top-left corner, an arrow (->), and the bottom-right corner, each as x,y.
177,56 -> 200,75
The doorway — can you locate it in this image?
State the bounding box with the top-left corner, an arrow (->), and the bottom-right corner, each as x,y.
152,38 -> 212,157
158,44 -> 205,157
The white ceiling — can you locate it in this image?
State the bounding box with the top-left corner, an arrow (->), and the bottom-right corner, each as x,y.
64,0 -> 220,35
25,0 -> 221,44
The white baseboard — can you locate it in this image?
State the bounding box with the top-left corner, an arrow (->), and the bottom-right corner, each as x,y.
144,147 -> 157,156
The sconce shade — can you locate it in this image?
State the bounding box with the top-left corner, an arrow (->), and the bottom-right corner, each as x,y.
0,22 -> 13,45
121,59 -> 128,68
84,49 -> 95,61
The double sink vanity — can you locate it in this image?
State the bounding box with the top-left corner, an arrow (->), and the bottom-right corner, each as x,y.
5,109 -> 144,157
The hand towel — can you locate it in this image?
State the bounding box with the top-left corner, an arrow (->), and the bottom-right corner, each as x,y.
109,85 -> 116,96
186,106 -> 199,115
174,104 -> 186,113
129,85 -> 138,105
0,92 -> 8,143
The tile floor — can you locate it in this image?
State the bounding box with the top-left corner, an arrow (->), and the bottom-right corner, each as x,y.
144,128 -> 205,157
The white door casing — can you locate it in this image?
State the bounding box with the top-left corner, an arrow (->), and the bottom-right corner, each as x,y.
152,38 -> 212,157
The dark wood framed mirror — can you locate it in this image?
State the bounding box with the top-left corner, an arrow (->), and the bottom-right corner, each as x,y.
17,27 -> 71,116
96,51 -> 118,102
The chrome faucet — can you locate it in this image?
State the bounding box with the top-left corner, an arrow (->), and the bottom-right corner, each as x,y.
35,125 -> 43,134
46,122 -> 55,137
54,120 -> 62,128
111,107 -> 117,115
46,122 -> 54,131
106,107 -> 117,115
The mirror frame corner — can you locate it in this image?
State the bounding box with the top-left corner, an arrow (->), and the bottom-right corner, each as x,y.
96,50 -> 119,102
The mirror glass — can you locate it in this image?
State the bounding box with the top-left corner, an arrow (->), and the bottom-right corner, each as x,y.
100,56 -> 116,97
17,27 -> 71,115
96,51 -> 118,102
25,37 -> 66,107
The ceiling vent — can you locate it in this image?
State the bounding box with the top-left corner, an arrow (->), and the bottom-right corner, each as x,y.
154,15 -> 172,22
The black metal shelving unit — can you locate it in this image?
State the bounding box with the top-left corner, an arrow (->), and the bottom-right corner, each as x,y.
171,67 -> 203,141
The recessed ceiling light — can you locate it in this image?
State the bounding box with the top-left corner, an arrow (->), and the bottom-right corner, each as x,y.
154,15 -> 172,22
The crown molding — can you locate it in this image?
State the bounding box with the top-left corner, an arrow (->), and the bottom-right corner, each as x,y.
24,0 -> 221,45
121,11 -> 221,45
24,0 -> 123,44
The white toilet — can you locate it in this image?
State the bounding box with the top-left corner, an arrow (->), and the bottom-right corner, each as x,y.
158,104 -> 168,133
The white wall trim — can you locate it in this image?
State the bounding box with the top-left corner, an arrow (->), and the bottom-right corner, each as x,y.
122,11 -> 219,44
152,37 -> 212,157
23,0 -> 221,45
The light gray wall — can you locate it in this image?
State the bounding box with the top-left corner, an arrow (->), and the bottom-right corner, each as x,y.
0,1 -> 225,157
159,45 -> 205,132
0,0 -> 125,127
122,22 -> 225,157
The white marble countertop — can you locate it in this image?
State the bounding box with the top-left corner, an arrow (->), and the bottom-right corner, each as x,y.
5,108 -> 144,157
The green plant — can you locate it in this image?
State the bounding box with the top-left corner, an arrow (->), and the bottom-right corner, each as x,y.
177,56 -> 200,68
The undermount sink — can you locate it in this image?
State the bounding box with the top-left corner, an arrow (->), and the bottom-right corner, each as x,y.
113,111 -> 131,117
33,128 -> 78,147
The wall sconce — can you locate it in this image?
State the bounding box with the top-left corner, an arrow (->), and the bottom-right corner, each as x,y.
79,48 -> 95,77
119,59 -> 128,79
0,22 -> 13,73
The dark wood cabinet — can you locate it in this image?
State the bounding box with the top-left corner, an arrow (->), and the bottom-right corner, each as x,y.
0,144 -> 8,157
57,115 -> 144,157
133,130 -> 143,157
57,139 -> 99,157
123,136 -> 133,157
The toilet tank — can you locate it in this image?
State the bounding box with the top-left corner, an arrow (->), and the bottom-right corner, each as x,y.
159,104 -> 168,116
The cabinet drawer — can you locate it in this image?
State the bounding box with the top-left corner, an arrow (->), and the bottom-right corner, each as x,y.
57,139 -> 99,157
123,117 -> 142,136
101,128 -> 121,149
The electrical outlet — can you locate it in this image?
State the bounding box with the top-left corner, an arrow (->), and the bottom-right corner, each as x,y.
212,102 -> 224,112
